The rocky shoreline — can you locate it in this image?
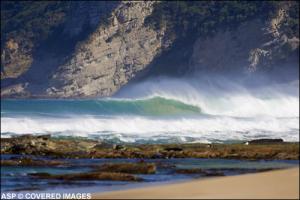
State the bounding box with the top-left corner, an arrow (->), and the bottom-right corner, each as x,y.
3,155 -> 287,189
1,134 -> 298,191
1,135 -> 299,160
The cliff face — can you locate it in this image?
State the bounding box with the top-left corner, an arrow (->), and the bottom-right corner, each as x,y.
47,1 -> 171,97
190,4 -> 299,74
1,1 -> 299,98
1,1 -> 69,80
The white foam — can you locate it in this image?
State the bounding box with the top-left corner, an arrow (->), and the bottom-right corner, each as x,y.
2,76 -> 299,143
117,77 -> 299,118
1,115 -> 299,142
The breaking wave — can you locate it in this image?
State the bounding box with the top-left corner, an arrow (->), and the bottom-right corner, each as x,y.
1,77 -> 299,143
1,97 -> 201,116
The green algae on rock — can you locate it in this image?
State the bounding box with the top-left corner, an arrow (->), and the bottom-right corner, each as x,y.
1,135 -> 299,160
29,172 -> 142,181
94,163 -> 156,174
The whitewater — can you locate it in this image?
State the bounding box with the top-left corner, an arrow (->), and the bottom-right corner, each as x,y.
1,77 -> 299,143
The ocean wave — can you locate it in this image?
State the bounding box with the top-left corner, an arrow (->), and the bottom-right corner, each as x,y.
1,77 -> 299,143
2,92 -> 299,118
1,115 -> 299,143
1,97 -> 201,117
116,78 -> 299,118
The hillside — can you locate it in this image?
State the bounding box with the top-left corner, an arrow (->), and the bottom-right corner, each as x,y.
1,1 -> 299,98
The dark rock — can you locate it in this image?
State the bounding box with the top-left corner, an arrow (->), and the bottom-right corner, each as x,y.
175,168 -> 226,176
93,142 -> 115,149
175,168 -> 203,174
95,163 -> 156,174
248,138 -> 284,145
1,158 -> 66,167
203,171 -> 225,177
114,144 -> 126,150
37,134 -> 51,140
11,144 -> 27,154
14,134 -> 34,139
256,168 -> 277,173
29,172 -> 51,177
164,147 -> 183,151
29,172 -> 142,181
151,152 -> 164,159
155,162 -> 176,169
1,135 -> 298,160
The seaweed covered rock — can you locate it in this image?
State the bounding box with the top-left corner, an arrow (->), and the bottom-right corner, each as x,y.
1,157 -> 66,167
175,168 -> 203,174
175,168 -> 225,176
1,135 -> 299,160
1,134 -> 98,157
95,163 -> 156,174
29,172 -> 142,181
247,138 -> 284,145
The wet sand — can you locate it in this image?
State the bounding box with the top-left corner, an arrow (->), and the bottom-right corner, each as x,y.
93,167 -> 299,199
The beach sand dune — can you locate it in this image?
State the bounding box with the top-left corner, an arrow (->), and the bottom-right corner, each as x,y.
93,167 -> 299,199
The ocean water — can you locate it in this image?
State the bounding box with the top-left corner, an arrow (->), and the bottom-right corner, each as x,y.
1,77 -> 299,143
1,156 -> 299,192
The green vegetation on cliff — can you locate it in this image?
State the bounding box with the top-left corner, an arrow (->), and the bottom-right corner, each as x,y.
145,1 -> 298,37
1,1 -> 72,78
1,1 -> 298,97
1,1 -> 71,47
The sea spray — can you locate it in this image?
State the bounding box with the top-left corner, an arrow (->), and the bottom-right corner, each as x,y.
1,76 -> 299,143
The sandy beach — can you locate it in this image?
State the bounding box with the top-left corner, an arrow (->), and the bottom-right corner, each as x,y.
93,167 -> 299,199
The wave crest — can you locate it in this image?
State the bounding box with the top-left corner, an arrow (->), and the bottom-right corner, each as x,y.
1,97 -> 201,116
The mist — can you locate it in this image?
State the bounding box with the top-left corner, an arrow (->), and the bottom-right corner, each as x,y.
116,72 -> 299,117
2,71 -> 299,143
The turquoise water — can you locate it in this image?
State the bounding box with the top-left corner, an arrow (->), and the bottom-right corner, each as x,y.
1,96 -> 299,193
1,97 -> 299,143
1,156 -> 298,192
1,97 -> 201,116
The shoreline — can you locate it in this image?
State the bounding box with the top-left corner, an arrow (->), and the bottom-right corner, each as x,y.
1,135 -> 299,193
93,167 -> 300,199
1,135 -> 298,160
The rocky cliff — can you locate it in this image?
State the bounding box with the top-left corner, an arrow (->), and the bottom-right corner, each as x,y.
47,1 -> 172,97
1,1 -> 299,98
190,4 -> 299,74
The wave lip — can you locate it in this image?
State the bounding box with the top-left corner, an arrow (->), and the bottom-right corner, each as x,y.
1,77 -> 299,144
1,97 -> 201,117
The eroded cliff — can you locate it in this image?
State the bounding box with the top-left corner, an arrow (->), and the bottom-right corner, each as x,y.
1,1 -> 299,98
